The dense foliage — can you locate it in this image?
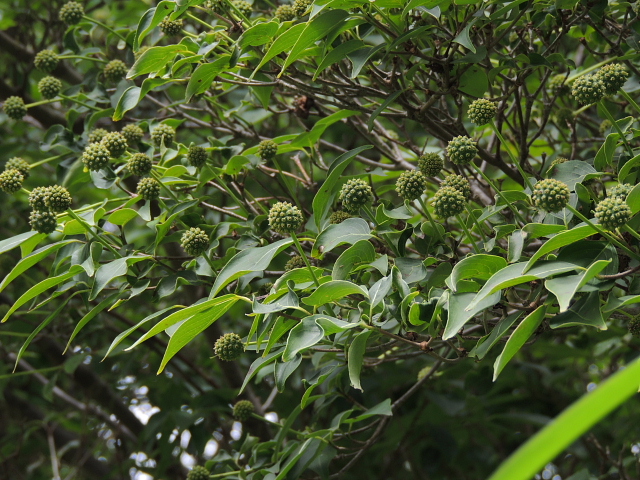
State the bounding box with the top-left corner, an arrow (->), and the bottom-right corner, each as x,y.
1,0 -> 640,479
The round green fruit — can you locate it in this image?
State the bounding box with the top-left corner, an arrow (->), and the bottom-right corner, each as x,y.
395,170 -> 427,201
594,197 -> 631,231
233,400 -> 255,421
0,169 -> 24,194
468,98 -> 497,126
137,177 -> 161,200
339,178 -> 373,213
571,74 -> 605,105
418,152 -> 443,177
432,186 -> 466,219
268,201 -> 304,234
82,143 -> 111,171
180,227 -> 210,256
531,179 -> 570,213
127,153 -> 153,176
214,333 -> 243,361
446,136 -> 477,165
29,210 -> 58,234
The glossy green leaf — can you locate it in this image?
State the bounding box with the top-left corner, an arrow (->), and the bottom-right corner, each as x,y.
348,329 -> 371,391
65,293 -> 120,353
185,55 -> 231,101
283,316 -> 325,361
313,39 -> 364,80
470,312 -> 523,360
89,255 -> 149,300
447,254 -> 507,292
549,291 -> 607,330
107,208 -> 138,226
312,218 -> 372,258
0,231 -> 41,255
252,23 -> 307,75
239,21 -> 279,49
274,354 -> 302,392
545,260 -> 611,312
444,291 -> 501,340
128,45 -> 187,78
302,280 -> 368,306
523,225 -> 597,272
332,239 -> 376,281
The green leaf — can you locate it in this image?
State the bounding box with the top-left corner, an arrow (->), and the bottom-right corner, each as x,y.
0,231 -> 41,255
549,291 -> 607,330
493,306 -> 546,381
283,316 -> 325,361
89,255 -> 149,301
313,39 -> 364,80
626,183 -> 640,214
332,239 -> 376,280
302,280 -> 368,306
594,132 -> 619,170
239,21 -> 279,49
112,86 -> 141,121
134,1 -> 176,49
292,110 -> 360,148
239,349 -> 282,394
348,44 -> 385,78
107,208 -> 138,226
545,260 -> 611,312
64,293 -> 120,353
252,23 -> 307,75
348,398 -> 393,422
312,218 -> 372,258
395,257 -> 428,284
444,291 -> 502,340
274,354 -> 302,392
617,153 -> 640,183
185,55 -> 231,101
487,355 -> 640,480
549,161 -> 600,190
447,254 -> 507,292
368,275 -> 392,314
367,91 -> 403,132
453,21 -> 477,53
458,65 -> 488,96
348,329 -> 371,391
128,45 -> 187,79
522,223 -> 566,239
470,312 -> 523,360
523,224 -> 597,273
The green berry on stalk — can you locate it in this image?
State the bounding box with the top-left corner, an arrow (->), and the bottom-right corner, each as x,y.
187,145 -> 208,168
232,0 -> 252,17
571,74 -> 605,105
446,136 -> 477,165
285,255 -> 306,271
38,76 -> 62,100
127,153 -> 152,176
205,0 -> 224,12
34,50 -> 59,73
629,316 -> 640,337
608,183 -> 633,200
257,139 -> 278,160
339,178 -> 373,213
29,210 -> 58,234
233,400 -> 254,421
101,132 -> 127,158
29,186 -> 50,211
82,143 -> 110,171
549,74 -> 570,96
268,201 -> 304,234
597,63 -> 629,96
432,186 -> 466,219
293,0 -> 311,16
103,60 -> 127,82
137,177 -> 160,200
468,98 -> 497,126
5,157 -> 30,179
3,96 -> 27,120
45,185 -> 72,213
186,466 -> 211,480
441,174 -> 471,200
395,170 -> 427,201
418,152 -> 443,177
595,197 -> 631,231
275,4 -> 295,21
214,333 -> 243,361
59,1 -> 84,24
159,17 -> 183,35
180,227 -> 210,256
0,169 -> 24,194
531,179 -> 570,213
329,210 -> 352,224
88,128 -> 108,144
122,124 -> 144,145
151,124 -> 176,146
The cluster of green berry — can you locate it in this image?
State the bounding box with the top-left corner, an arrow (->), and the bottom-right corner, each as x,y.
571,63 -> 628,105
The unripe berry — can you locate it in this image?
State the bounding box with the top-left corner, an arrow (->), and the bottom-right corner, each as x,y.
5,157 -> 30,179
29,186 -> 50,211
181,227 -> 209,256
0,169 -> 24,194
159,17 -> 183,35
137,177 -> 161,200
531,179 -> 570,213
214,333 -> 243,361
595,197 -> 631,231
101,132 -> 128,157
293,0 -> 311,16
103,60 -> 127,82
440,174 -> 471,199
3,96 -> 27,120
30,210 -> 58,234
205,0 -> 224,12
275,4 -> 295,21
38,76 -> 62,100
554,107 -> 574,126
122,124 -> 144,145
82,143 -> 111,171
257,139 -> 278,160
187,145 -> 208,168
232,0 -> 253,17
329,210 -> 352,224
597,63 -> 629,96
268,201 -> 304,234
34,50 -> 60,73
45,185 -> 72,212
395,170 -> 427,201
629,316 -> 640,337
127,153 -> 153,176
88,128 -> 108,144
151,124 -> 176,146
571,74 -> 605,105
59,1 -> 84,24
549,74 -> 570,96
446,136 -> 477,165
285,255 -> 306,271
339,178 -> 373,213
609,183 -> 633,200
432,186 -> 466,218
468,98 -> 497,125
233,400 -> 254,421
186,466 -> 210,480
418,152 -> 443,177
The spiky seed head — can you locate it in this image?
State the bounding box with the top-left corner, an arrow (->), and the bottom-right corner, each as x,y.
214,333 -> 243,361
205,0 -> 224,12
29,186 -> 50,211
329,210 -> 352,224
629,316 -> 640,337
45,185 -> 72,212
233,400 -> 254,421
3,96 -> 27,120
440,174 -> 471,200
151,124 -> 176,146
0,169 -> 24,194
571,74 -> 605,105
468,98 -> 497,125
88,128 -> 108,144
595,197 -> 631,231
38,76 -> 62,100
549,74 -> 570,96
159,17 -> 183,35
29,210 -> 58,234
608,183 -> 633,200
257,139 -> 278,160
597,63 -> 629,96
187,145 -> 208,168
285,255 -> 307,271
531,179 -> 570,213
275,4 -> 296,21
395,170 -> 427,201
418,153 -> 443,177
550,157 -> 569,168
554,107 -> 574,126
59,1 -> 84,24
127,153 -> 153,176
137,177 -> 160,200
180,227 -> 209,256
339,178 -> 373,213
122,124 -> 144,145
34,50 -> 60,73
599,119 -> 612,135
101,132 -> 127,158
268,201 -> 304,234
432,186 -> 466,218
103,60 -> 127,82
186,466 -> 211,480
232,0 -> 253,17
5,157 -> 30,179
293,0 -> 312,16
446,136 -> 477,165
82,143 -> 110,171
